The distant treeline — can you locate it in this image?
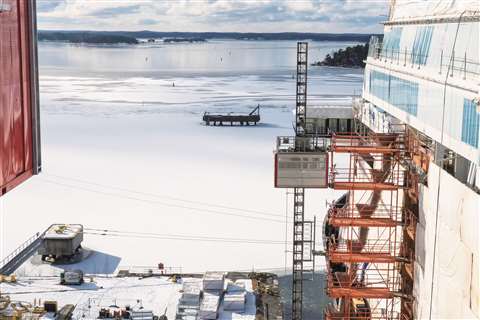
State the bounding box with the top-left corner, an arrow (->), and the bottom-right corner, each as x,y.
163,38 -> 207,43
38,31 -> 139,44
38,30 -> 377,44
312,43 -> 369,68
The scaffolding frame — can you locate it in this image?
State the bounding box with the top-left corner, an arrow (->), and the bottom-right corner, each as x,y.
291,41 -> 310,320
324,130 -> 414,320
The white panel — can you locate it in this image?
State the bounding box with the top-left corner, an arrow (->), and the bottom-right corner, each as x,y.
414,164 -> 479,319
274,152 -> 328,188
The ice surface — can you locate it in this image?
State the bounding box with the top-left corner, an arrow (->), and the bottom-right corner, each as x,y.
1,40 -> 361,273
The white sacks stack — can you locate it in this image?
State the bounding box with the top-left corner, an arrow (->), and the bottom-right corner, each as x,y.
176,280 -> 202,319
223,293 -> 246,312
199,293 -> 220,320
179,281 -> 202,307
202,271 -> 225,292
223,280 -> 246,312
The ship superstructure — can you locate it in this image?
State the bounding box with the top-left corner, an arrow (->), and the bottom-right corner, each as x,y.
325,0 -> 479,319
274,1 -> 479,319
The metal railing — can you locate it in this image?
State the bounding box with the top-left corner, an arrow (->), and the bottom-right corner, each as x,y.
0,231 -> 43,272
276,135 -> 329,153
117,265 -> 183,275
331,168 -> 406,186
368,39 -> 480,80
328,239 -> 401,256
329,205 -> 403,222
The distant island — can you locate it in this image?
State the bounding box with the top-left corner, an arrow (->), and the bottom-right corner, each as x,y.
38,31 -> 138,44
312,43 -> 369,68
163,38 -> 207,43
38,30 -> 378,44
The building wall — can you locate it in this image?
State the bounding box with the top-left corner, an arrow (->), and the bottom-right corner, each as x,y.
415,163 -> 479,319
0,0 -> 41,196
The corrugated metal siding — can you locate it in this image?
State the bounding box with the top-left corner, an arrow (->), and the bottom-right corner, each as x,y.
0,0 -> 39,196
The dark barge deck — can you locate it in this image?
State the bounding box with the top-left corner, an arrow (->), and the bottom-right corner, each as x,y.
203,105 -> 260,126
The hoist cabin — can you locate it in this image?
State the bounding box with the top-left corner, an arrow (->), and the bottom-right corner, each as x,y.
274,136 -> 329,188
0,0 -> 41,196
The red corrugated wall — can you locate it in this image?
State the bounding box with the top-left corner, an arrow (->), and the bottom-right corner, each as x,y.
0,0 -> 40,196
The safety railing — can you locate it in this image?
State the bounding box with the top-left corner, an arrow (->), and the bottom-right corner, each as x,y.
328,239 -> 401,256
0,232 -> 43,272
276,135 -> 329,153
368,41 -> 480,80
329,205 -> 403,222
327,268 -> 401,293
117,265 -> 183,276
332,133 -> 406,152
330,168 -> 405,187
325,306 -> 401,320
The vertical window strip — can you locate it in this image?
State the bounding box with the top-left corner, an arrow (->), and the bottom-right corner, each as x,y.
382,27 -> 402,53
462,99 -> 480,148
411,26 -> 434,65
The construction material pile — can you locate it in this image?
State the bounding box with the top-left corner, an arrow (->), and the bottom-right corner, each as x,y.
202,271 -> 225,292
176,280 -> 202,319
199,293 -> 220,320
224,281 -> 246,312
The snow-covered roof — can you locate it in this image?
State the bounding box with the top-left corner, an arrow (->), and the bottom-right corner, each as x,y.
43,224 -> 83,240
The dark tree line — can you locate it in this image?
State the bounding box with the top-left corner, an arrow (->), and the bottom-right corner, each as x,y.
38,32 -> 139,44
313,43 -> 369,68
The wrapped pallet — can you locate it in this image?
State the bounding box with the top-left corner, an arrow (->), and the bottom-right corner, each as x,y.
179,281 -> 202,306
199,293 -> 220,320
223,292 -> 246,312
202,272 -> 225,291
226,281 -> 245,293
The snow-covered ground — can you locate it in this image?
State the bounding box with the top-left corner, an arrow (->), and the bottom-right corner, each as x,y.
2,274 -> 255,320
0,40 -> 362,273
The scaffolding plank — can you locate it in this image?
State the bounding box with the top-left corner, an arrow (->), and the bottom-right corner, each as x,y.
328,252 -> 397,263
333,182 -> 399,190
329,217 -> 399,227
328,287 -> 394,299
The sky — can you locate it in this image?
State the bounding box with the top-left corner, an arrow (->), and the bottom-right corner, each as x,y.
36,0 -> 389,33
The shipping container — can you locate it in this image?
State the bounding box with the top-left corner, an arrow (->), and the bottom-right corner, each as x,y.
0,0 -> 41,196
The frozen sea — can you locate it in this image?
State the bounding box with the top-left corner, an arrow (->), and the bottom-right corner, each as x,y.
1,40 -> 363,276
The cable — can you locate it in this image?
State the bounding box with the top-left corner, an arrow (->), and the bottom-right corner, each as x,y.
37,178 -> 286,224
44,173 -> 284,219
428,10 -> 466,320
84,228 -> 285,245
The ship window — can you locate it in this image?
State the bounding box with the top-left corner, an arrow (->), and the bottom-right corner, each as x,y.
461,98 -> 480,148
411,26 -> 434,65
382,27 -> 402,53
369,70 -> 418,116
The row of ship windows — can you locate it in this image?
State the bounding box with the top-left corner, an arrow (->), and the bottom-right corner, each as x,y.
382,26 -> 434,66
368,70 -> 479,148
368,70 -> 419,116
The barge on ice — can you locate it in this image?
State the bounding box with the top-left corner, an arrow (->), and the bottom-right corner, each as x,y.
203,105 -> 260,126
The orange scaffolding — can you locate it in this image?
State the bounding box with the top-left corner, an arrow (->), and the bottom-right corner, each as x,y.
324,130 -> 414,320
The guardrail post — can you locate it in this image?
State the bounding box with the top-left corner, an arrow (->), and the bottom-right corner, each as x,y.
450,50 -> 455,77
439,50 -> 443,74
